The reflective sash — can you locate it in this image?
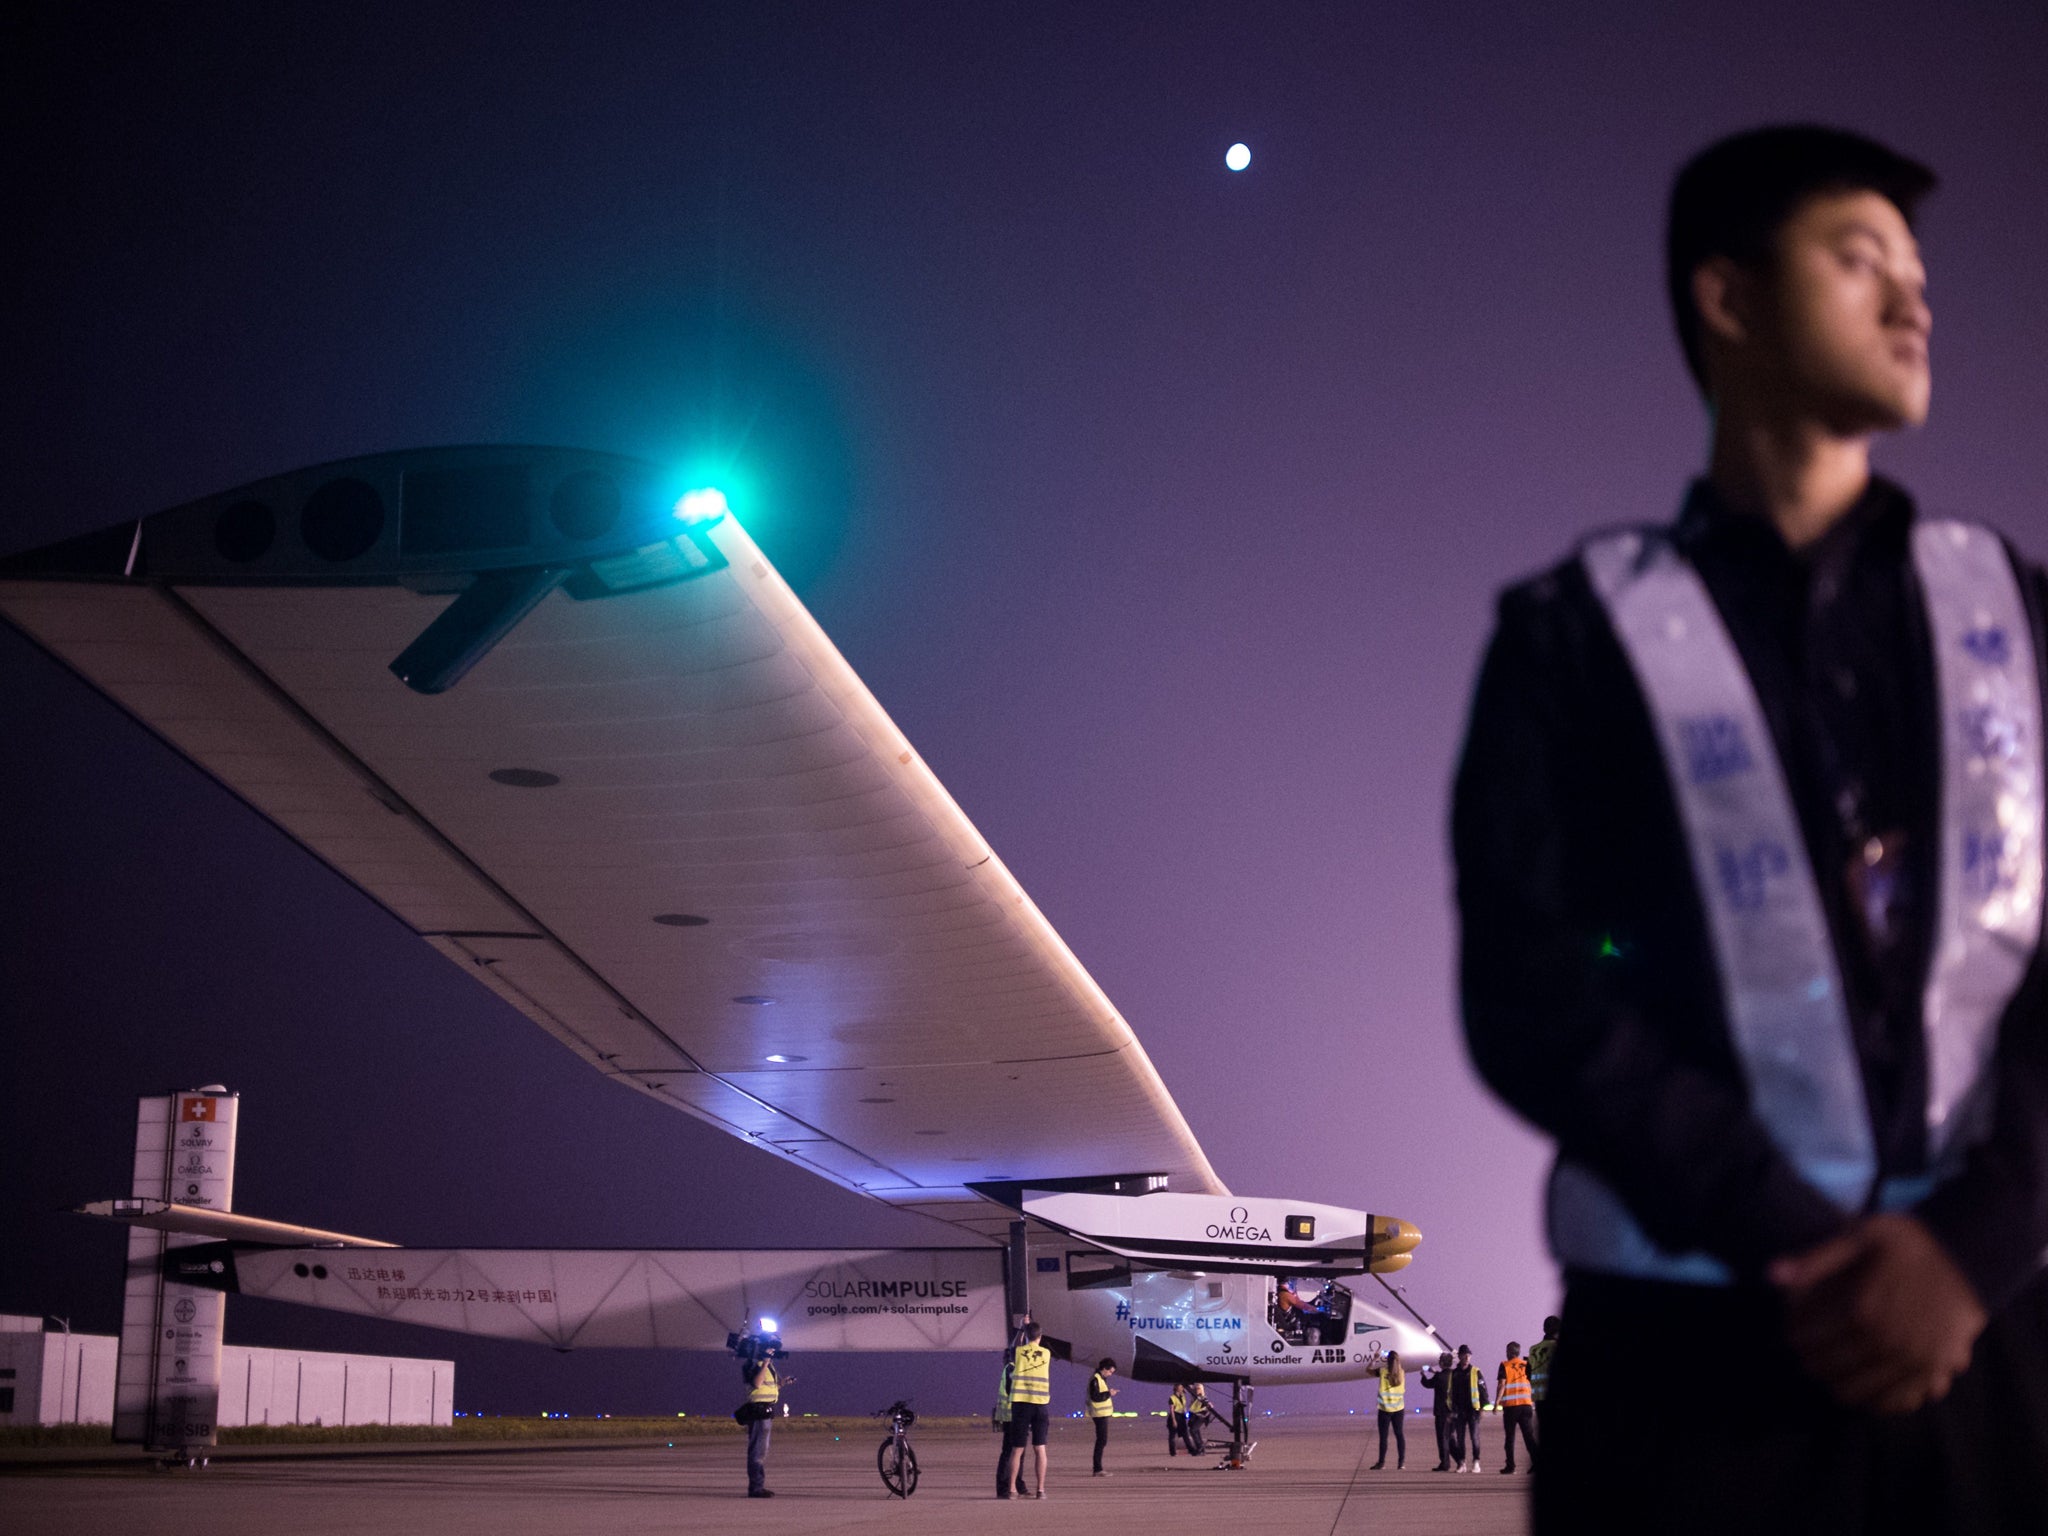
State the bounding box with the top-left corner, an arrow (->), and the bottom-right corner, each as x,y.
1086,1371 -> 1113,1418
1552,522 -> 2042,1283
1011,1344 -> 1052,1404
748,1363 -> 779,1405
1498,1359 -> 1532,1407
1378,1372 -> 1405,1412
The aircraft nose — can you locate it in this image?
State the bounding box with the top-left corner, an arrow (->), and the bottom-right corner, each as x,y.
1368,1215 -> 1423,1256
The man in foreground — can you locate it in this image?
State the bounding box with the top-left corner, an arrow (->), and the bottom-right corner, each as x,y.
1454,124 -> 2048,1532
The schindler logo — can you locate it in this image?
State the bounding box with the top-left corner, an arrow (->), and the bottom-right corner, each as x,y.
1206,1205 -> 1272,1243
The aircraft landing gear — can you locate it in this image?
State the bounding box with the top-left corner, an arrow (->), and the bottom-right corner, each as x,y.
1214,1381 -> 1255,1470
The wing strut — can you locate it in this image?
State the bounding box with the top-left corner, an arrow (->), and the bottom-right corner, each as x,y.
1372,1272 -> 1451,1352
1005,1219 -> 1030,1328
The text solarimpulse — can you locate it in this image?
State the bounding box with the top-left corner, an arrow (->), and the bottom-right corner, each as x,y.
800,1278 -> 975,1300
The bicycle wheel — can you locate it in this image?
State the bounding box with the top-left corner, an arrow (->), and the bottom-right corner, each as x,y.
878,1436 -> 920,1497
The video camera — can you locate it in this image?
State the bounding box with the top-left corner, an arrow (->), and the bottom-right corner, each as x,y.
727,1317 -> 787,1366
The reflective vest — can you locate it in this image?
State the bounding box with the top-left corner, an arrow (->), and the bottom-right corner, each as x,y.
1498,1358 -> 1532,1408
1528,1338 -> 1556,1400
1554,521 -> 2042,1284
1086,1371 -> 1114,1418
1452,1365 -> 1485,1411
1377,1370 -> 1404,1413
1011,1343 -> 1052,1405
1168,1385 -> 1187,1417
747,1362 -> 779,1406
995,1360 -> 1014,1423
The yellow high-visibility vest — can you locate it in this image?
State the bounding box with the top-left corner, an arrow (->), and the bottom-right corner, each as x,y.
1011,1344 -> 1052,1405
996,1360 -> 1014,1423
747,1363 -> 779,1405
1498,1357 -> 1533,1408
1528,1339 -> 1556,1400
1378,1370 -> 1405,1412
1168,1385 -> 1187,1416
1086,1371 -> 1114,1418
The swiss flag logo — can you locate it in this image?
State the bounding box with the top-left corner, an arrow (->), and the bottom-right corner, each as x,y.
180,1097 -> 217,1123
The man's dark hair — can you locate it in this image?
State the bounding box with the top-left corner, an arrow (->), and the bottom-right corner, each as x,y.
1097,1356 -> 1115,1371
1667,124 -> 1937,393
1024,1322 -> 1043,1341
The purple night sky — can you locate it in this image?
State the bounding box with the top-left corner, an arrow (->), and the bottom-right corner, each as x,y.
4,3 -> 2045,1415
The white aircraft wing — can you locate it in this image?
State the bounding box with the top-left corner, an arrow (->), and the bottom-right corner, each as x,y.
0,446 -> 1226,1242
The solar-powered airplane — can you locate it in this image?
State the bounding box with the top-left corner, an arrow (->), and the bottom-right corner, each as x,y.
0,446 -> 1436,1463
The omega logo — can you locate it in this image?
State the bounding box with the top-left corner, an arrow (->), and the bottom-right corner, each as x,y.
1207,1204 -> 1272,1243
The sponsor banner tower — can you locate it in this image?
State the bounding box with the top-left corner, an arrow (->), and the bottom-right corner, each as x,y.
113,1088 -> 237,1456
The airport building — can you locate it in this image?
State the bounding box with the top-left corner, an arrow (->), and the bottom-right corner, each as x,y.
0,1315 -> 453,1429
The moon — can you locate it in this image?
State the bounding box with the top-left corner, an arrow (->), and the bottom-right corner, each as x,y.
1225,142 -> 1251,172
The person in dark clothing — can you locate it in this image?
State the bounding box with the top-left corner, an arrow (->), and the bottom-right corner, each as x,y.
1086,1358 -> 1118,1475
993,1356 -> 1029,1497
1454,124 -> 2048,1535
1446,1344 -> 1488,1471
1527,1317 -> 1560,1435
1418,1350 -> 1458,1471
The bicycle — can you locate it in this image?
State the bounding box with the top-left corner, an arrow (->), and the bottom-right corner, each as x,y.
874,1399 -> 919,1497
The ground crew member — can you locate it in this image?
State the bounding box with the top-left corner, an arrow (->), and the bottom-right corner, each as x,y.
740,1350 -> 785,1498
1181,1381 -> 1213,1455
992,1355 -> 1028,1496
1496,1341 -> 1538,1473
1527,1316 -> 1559,1434
1368,1349 -> 1407,1470
1447,1344 -> 1488,1472
1086,1357 -> 1119,1475
1418,1350 -> 1458,1471
999,1322 -> 1052,1499
1166,1382 -> 1188,1456
1455,124 -> 2048,1532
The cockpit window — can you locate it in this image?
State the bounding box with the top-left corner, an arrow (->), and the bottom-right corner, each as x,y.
1269,1276 -> 1352,1346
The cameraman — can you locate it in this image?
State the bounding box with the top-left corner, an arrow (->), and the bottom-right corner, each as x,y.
737,1336 -> 791,1499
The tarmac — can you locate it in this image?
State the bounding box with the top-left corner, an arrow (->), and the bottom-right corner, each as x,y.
0,1416 -> 1532,1535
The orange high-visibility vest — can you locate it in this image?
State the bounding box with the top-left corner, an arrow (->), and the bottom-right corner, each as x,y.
1498,1357 -> 1533,1408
